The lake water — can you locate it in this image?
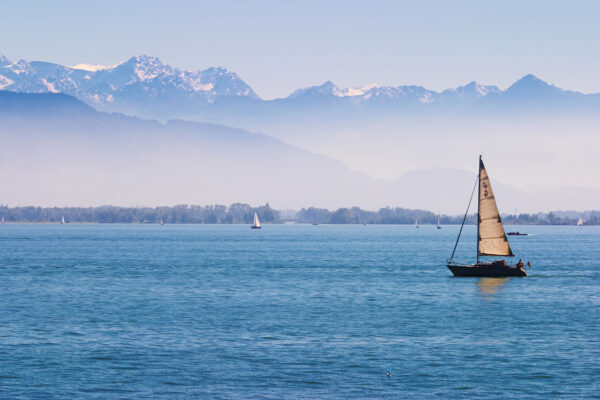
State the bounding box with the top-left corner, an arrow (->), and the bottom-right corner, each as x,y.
0,224 -> 598,399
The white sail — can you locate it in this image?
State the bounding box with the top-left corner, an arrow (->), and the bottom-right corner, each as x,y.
478,158 -> 513,257
253,212 -> 261,228
437,218 -> 440,228
1,216 -> 4,224
577,217 -> 583,226
415,218 -> 419,228
61,216 -> 65,224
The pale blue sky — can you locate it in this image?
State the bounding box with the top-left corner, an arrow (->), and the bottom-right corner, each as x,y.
1,0 -> 599,99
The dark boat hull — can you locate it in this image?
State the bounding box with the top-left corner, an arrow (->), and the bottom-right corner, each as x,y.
447,263 -> 527,277
251,226 -> 261,229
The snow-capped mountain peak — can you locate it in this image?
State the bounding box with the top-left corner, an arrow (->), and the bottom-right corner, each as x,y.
289,81 -> 385,99
333,83 -> 380,97
288,81 -> 439,104
440,81 -> 500,101
0,54 -> 259,114
70,63 -> 116,72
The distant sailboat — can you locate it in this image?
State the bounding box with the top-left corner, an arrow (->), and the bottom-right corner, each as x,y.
437,217 -> 441,230
61,216 -> 65,225
447,156 -> 528,277
251,212 -> 261,229
1,216 -> 4,224
577,217 -> 583,226
160,217 -> 164,226
415,218 -> 419,228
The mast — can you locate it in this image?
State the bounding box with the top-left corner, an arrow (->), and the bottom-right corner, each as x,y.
449,174 -> 478,263
476,155 -> 481,264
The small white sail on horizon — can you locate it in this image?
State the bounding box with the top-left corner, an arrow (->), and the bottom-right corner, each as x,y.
252,211 -> 261,229
437,217 -> 441,229
61,216 -> 65,225
415,218 -> 419,228
478,159 -> 513,257
1,216 -> 4,224
160,217 -> 164,225
577,217 -> 583,226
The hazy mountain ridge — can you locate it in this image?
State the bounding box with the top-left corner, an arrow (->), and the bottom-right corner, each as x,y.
0,91 -> 390,210
1,91 -> 598,213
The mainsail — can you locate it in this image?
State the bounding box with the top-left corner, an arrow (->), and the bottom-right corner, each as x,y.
253,212 -> 261,228
478,158 -> 513,257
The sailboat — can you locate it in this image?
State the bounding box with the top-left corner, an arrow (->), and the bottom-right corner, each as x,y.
1,216 -> 4,224
415,218 -> 419,228
160,217 -> 164,226
447,156 -> 528,277
577,217 -> 583,226
251,211 -> 261,229
61,216 -> 65,225
437,217 -> 441,230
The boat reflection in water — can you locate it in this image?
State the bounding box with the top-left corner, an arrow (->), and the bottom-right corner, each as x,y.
477,277 -> 508,297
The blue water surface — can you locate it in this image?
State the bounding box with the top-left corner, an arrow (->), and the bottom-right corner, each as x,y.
0,224 -> 598,399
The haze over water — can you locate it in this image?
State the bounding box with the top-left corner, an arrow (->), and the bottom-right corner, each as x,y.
1,224 -> 598,398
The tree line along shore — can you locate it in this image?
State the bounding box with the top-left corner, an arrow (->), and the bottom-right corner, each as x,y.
0,204 -> 598,226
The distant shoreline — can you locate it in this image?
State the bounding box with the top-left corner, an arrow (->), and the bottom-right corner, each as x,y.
0,222 -> 597,226
1,204 -> 598,226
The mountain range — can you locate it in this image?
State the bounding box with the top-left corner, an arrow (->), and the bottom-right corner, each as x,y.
1,91 -> 598,213
2,53 -> 600,121
0,54 -> 256,117
2,53 -> 600,208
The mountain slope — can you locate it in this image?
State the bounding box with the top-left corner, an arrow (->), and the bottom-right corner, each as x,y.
1,91 -> 598,213
0,91 -> 389,209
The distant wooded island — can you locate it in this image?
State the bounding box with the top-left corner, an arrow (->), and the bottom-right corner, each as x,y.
0,204 -> 598,226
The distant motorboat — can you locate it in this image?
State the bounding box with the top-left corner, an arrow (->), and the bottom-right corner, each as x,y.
577,217 -> 583,226
251,212 -> 261,229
